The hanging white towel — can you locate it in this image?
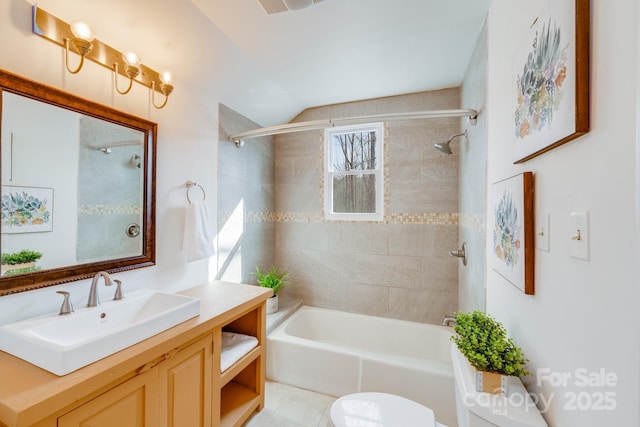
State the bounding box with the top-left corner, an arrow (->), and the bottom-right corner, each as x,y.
183,200 -> 214,262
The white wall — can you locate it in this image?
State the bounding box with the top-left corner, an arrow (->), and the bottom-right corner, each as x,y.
486,1 -> 639,425
0,0 -> 279,323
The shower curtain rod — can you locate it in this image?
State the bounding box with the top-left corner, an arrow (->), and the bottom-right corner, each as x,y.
228,108 -> 478,147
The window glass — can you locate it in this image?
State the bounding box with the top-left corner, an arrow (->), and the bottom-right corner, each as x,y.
324,123 -> 383,221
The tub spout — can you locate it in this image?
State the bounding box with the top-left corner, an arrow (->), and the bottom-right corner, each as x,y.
442,315 -> 456,327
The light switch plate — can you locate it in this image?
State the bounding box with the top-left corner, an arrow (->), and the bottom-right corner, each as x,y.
536,213 -> 550,252
570,211 -> 590,260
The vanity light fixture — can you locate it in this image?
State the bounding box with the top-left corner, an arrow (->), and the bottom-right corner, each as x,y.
151,71 -> 174,109
113,52 -> 141,95
32,5 -> 174,109
65,21 -> 94,74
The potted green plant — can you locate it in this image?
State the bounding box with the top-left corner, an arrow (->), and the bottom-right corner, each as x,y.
1,249 -> 43,276
452,311 -> 529,396
254,266 -> 288,314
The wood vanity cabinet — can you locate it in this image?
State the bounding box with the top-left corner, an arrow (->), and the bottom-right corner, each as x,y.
40,333 -> 216,427
158,334 -> 213,427
57,367 -> 159,427
0,282 -> 270,427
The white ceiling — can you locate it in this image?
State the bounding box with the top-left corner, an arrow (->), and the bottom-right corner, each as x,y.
191,0 -> 491,125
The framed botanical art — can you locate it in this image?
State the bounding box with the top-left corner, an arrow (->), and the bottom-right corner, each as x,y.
513,0 -> 590,164
1,186 -> 53,233
490,172 -> 534,295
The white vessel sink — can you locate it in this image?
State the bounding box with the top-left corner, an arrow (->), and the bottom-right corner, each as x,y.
0,289 -> 200,376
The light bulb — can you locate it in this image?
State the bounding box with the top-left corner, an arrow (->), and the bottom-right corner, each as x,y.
159,71 -> 173,85
70,22 -> 94,41
122,51 -> 141,67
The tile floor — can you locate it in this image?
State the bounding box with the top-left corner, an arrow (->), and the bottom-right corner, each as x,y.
244,380 -> 336,427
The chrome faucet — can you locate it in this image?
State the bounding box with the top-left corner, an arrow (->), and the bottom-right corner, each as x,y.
442,315 -> 457,327
87,271 -> 114,307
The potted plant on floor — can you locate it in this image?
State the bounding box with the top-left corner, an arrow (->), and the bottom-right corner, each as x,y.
254,266 -> 288,314
1,249 -> 42,276
452,311 -> 529,396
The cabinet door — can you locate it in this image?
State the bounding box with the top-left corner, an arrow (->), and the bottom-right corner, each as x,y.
58,369 -> 158,427
158,334 -> 213,427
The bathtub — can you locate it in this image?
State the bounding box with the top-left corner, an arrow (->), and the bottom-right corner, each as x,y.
266,306 -> 457,426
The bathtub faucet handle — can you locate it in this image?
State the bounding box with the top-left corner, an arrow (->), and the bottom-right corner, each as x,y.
442,315 -> 456,327
449,242 -> 467,266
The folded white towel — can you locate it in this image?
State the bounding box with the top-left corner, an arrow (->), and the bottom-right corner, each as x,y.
221,332 -> 259,372
183,200 -> 214,262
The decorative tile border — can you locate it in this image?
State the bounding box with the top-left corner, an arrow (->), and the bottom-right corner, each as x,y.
246,211 -> 279,223
459,212 -> 485,231
79,204 -> 142,215
218,210 -> 459,225
386,212 -> 458,225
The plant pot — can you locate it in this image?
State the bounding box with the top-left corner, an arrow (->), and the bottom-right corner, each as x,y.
1,262 -> 36,276
266,294 -> 279,314
475,370 -> 509,396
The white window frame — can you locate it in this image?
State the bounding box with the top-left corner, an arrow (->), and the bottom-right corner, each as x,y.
324,122 -> 384,221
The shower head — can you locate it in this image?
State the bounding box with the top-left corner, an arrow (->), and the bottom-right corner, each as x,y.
434,130 -> 468,155
434,141 -> 453,155
97,147 -> 112,154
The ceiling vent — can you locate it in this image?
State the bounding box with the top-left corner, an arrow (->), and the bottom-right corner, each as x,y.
258,0 -> 324,14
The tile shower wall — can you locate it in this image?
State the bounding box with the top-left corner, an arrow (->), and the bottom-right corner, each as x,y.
275,90 -> 460,324
459,19 -> 488,312
217,104 -> 275,284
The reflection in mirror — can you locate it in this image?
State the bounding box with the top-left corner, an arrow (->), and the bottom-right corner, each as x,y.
0,69 -> 156,295
2,93 -> 144,271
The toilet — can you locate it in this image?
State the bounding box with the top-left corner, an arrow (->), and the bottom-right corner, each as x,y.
331,392 -> 447,427
330,344 -> 548,427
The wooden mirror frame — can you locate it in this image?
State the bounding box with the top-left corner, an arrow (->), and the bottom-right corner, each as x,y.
0,69 -> 156,295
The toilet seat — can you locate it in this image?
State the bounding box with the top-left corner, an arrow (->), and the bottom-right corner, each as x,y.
330,392 -> 438,427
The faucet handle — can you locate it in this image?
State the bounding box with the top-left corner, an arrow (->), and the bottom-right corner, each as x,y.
56,291 -> 74,315
113,279 -> 124,300
442,314 -> 456,327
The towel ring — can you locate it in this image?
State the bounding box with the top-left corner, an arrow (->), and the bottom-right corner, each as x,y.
185,181 -> 206,203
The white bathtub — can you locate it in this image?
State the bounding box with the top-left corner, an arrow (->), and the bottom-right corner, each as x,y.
267,306 -> 457,426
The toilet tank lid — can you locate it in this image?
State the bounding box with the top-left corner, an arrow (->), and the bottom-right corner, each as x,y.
451,345 -> 548,427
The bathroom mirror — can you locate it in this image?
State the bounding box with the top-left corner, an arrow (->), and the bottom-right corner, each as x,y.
0,68 -> 156,295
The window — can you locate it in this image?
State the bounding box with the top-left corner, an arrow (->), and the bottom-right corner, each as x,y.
324,123 -> 384,221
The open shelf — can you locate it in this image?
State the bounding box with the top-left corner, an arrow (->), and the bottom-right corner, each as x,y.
220,381 -> 260,427
221,346 -> 262,387
216,301 -> 266,426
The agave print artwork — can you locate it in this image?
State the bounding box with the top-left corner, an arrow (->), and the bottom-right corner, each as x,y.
514,17 -> 567,140
490,173 -> 534,295
512,0 -> 590,164
493,190 -> 520,270
1,186 -> 53,233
